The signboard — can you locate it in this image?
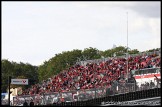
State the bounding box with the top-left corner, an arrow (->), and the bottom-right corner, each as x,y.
11,79 -> 28,85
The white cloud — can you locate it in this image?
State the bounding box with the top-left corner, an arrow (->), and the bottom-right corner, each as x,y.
74,1 -> 160,18
142,38 -> 160,51
73,1 -> 134,8
2,2 -> 160,65
129,17 -> 146,33
148,18 -> 160,38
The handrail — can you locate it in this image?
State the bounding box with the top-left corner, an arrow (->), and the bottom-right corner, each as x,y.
76,50 -> 160,66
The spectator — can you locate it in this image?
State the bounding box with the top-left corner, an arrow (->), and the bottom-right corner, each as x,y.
20,51 -> 160,96
29,99 -> 34,106
150,80 -> 155,89
23,100 -> 28,106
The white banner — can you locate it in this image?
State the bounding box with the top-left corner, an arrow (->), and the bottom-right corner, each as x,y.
11,79 -> 28,85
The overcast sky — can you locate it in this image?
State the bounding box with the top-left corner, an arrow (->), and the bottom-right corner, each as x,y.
2,1 -> 160,66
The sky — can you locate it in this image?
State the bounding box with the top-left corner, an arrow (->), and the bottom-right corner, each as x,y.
2,1 -> 161,66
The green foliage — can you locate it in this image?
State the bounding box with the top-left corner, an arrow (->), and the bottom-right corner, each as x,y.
101,46 -> 140,57
38,61 -> 48,82
1,60 -> 38,92
37,47 -> 101,82
37,49 -> 82,82
101,46 -> 127,57
145,48 -> 160,52
128,49 -> 139,54
82,47 -> 101,60
1,60 -> 13,92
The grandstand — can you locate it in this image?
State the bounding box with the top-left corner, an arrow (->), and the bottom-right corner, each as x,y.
5,51 -> 161,106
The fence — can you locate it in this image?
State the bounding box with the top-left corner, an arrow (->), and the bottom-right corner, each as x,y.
76,50 -> 160,66
11,81 -> 160,106
1,67 -> 160,106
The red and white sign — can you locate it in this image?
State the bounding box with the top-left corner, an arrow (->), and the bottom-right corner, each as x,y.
11,79 -> 28,85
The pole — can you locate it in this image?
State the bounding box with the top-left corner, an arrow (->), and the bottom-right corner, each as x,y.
126,12 -> 129,81
127,12 -> 128,53
8,76 -> 11,106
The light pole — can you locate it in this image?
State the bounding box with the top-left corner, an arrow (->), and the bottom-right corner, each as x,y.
126,12 -> 129,81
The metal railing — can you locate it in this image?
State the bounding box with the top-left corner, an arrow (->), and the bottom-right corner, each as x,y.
76,50 -> 160,66
11,81 -> 160,106
2,67 -> 160,106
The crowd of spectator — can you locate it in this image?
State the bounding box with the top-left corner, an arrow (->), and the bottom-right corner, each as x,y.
20,52 -> 160,96
136,80 -> 156,91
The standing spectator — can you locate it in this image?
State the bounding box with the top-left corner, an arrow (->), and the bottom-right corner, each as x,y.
23,100 -> 28,106
29,99 -> 34,106
150,80 -> 155,89
154,75 -> 160,88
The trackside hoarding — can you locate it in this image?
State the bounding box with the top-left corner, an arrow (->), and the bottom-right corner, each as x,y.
11,79 -> 28,85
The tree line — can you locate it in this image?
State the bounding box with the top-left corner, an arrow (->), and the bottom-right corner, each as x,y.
1,46 -> 160,92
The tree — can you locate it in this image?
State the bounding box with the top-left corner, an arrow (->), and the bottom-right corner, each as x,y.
37,49 -> 83,81
82,47 -> 101,60
128,49 -> 139,54
1,60 -> 14,92
1,59 -> 39,92
101,46 -> 127,57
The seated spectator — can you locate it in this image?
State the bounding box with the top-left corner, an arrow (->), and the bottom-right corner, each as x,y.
20,51 -> 160,97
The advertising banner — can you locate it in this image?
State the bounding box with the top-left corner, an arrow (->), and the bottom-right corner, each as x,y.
11,79 -> 28,85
